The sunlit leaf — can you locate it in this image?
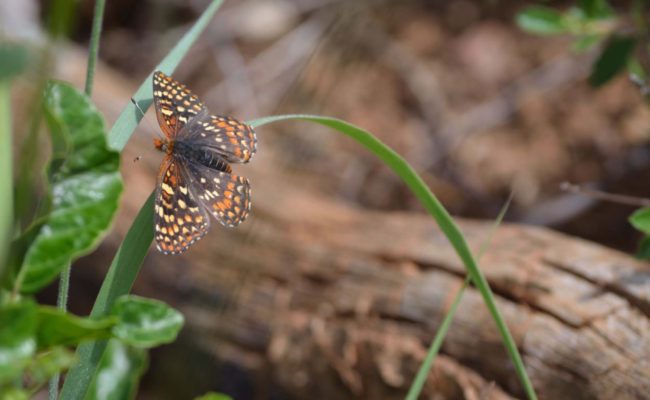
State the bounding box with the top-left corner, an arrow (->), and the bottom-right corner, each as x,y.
85,340 -> 148,400
18,81 -> 123,293
111,296 -> 184,348
589,36 -> 636,87
629,207 -> 650,235
0,388 -> 29,400
572,35 -> 602,52
516,6 -> 567,35
0,301 -> 37,383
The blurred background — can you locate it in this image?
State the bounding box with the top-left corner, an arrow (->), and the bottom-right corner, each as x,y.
4,0 -> 650,399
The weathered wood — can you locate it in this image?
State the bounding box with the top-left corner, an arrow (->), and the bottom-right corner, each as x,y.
132,166 -> 650,399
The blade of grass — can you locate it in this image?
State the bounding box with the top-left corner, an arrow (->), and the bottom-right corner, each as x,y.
406,193 -> 513,400
60,1 -> 224,397
249,115 -> 537,399
0,81 -> 12,275
59,193 -> 154,399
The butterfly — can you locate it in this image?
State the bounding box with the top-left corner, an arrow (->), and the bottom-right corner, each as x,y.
151,71 -> 257,255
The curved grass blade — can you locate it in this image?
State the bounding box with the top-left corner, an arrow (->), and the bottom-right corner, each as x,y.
248,115 -> 537,399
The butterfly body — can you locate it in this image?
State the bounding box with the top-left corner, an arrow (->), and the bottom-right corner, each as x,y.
151,71 -> 256,255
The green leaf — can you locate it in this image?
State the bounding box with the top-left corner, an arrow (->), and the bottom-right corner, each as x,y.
0,301 -> 37,383
17,81 -> 123,293
630,207 -> 650,235
194,393 -> 233,400
578,0 -> 613,19
26,347 -> 76,387
589,36 -> 636,87
85,340 -> 147,400
111,296 -> 183,348
0,43 -> 29,81
516,6 -> 567,35
36,306 -> 115,348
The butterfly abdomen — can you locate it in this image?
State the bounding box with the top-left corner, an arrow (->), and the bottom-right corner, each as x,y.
174,140 -> 231,173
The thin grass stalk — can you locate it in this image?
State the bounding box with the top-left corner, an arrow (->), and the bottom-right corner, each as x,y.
0,82 -> 12,279
406,194 -> 513,399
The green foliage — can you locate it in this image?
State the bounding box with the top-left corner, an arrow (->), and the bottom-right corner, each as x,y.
517,0 -> 639,87
516,6 -> 567,35
589,36 -> 636,86
629,207 -> 650,234
0,296 -> 182,394
85,340 -> 148,400
15,81 -> 122,293
111,296 -> 184,348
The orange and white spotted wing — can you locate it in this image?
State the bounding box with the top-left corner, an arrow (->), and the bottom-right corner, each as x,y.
154,154 -> 210,254
186,160 -> 252,228
152,70 -> 206,138
183,113 -> 257,164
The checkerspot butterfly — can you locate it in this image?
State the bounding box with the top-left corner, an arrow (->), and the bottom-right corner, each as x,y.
151,71 -> 257,254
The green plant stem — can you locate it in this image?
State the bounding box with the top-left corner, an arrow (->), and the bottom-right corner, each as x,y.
51,1 -> 105,398
249,115 -> 537,400
0,81 -> 12,280
84,0 -> 106,96
48,263 -> 71,400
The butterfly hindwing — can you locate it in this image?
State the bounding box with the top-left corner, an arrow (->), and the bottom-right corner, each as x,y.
183,114 -> 257,164
154,154 -> 210,254
186,160 -> 252,228
153,71 -> 206,138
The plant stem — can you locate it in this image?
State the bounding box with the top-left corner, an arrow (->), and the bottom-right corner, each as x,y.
84,0 -> 106,96
50,1 -> 106,398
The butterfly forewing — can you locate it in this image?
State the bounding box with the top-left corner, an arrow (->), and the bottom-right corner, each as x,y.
155,155 -> 210,254
186,160 -> 252,228
183,114 -> 257,164
153,71 -> 206,138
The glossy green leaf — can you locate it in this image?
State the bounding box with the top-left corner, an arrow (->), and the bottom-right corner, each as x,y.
0,301 -> 37,383
36,307 -> 115,348
17,81 -> 122,293
516,6 -> 567,35
589,36 -> 636,87
27,347 -> 76,387
194,393 -> 233,400
111,296 -> 183,348
85,340 -> 147,400
630,207 -> 650,235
